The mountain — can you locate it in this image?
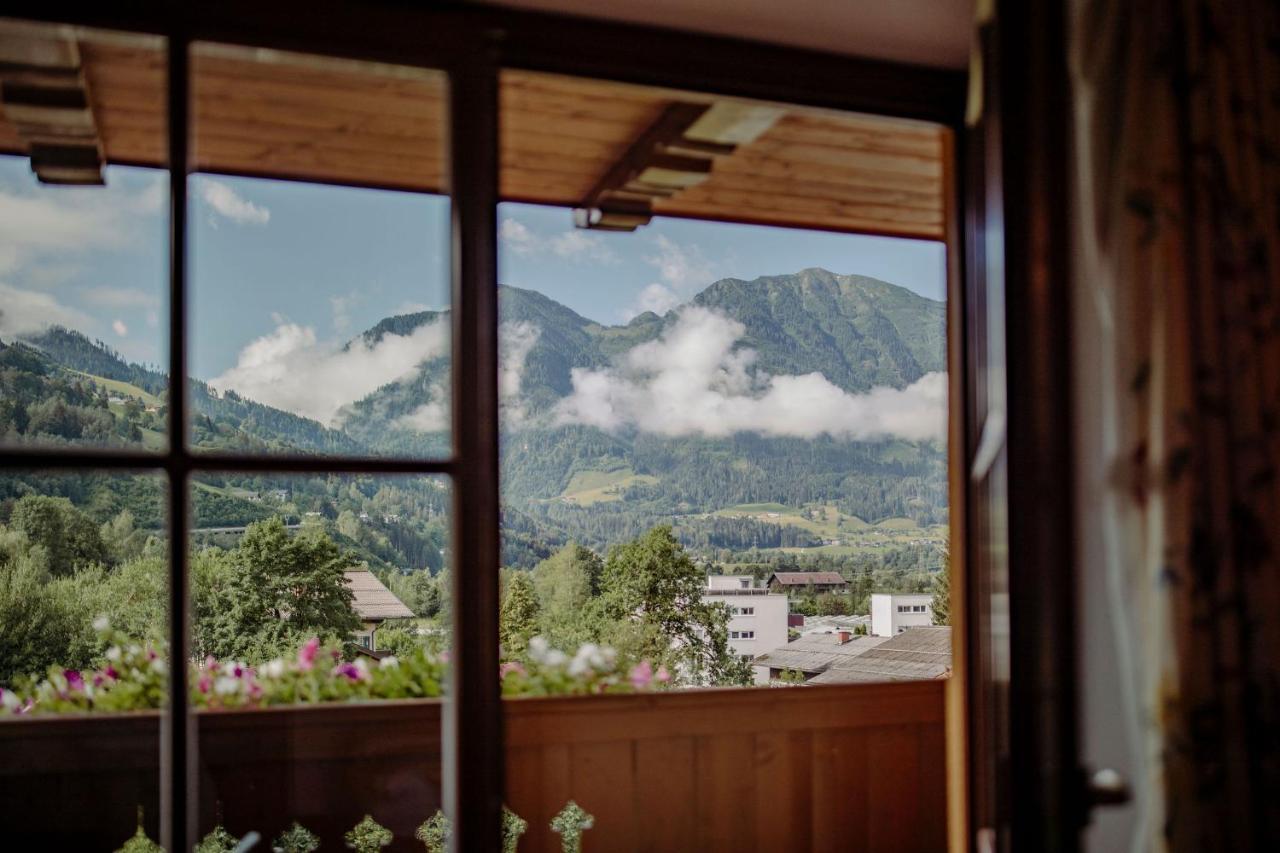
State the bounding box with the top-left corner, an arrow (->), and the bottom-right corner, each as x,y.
2,269 -> 948,567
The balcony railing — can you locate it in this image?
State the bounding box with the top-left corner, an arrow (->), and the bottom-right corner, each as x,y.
0,680 -> 945,851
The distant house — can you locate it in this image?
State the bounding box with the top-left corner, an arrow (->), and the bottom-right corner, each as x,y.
702,575 -> 788,684
870,592 -> 933,636
766,571 -> 848,594
343,569 -> 414,651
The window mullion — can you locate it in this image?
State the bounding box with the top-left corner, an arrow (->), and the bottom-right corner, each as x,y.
446,41 -> 504,853
162,34 -> 195,853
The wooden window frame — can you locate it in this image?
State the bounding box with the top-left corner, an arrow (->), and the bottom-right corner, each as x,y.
0,3 -> 971,851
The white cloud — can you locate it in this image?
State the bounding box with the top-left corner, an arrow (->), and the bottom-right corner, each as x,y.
198,179 -> 270,226
500,217 -> 538,255
555,306 -> 946,442
547,230 -> 615,262
211,318 -> 448,426
0,178 -> 161,278
499,321 -> 541,423
500,216 -> 616,263
0,282 -> 94,337
81,286 -> 158,308
394,394 -> 449,433
622,235 -> 717,320
112,319 -> 129,337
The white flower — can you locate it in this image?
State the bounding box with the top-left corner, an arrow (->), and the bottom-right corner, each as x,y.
379,656 -> 400,669
149,658 -> 167,675
105,646 -> 122,662
527,636 -> 551,664
353,658 -> 370,676
569,643 -> 602,677
92,616 -> 110,632
127,644 -> 142,658
1,690 -> 19,711
544,649 -> 568,668
214,676 -> 240,696
262,659 -> 286,679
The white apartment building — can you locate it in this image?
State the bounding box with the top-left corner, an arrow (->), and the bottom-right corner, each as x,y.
702,576 -> 789,684
870,592 -> 934,637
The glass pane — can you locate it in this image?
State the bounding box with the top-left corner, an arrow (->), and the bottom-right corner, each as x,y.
188,45 -> 450,459
498,71 -> 950,850
0,469 -> 168,848
0,21 -> 168,452
190,472 -> 450,848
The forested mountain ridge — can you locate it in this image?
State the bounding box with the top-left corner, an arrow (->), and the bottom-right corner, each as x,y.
2,269 -> 948,566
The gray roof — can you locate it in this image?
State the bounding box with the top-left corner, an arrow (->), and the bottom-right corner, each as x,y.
807,626 -> 952,685
754,633 -> 890,674
768,571 -> 848,586
344,569 -> 415,621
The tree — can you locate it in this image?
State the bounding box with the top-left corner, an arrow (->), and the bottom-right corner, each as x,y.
499,571 -> 540,655
931,548 -> 950,626
199,517 -> 360,661
533,543 -> 605,647
601,526 -> 749,686
8,495 -> 108,576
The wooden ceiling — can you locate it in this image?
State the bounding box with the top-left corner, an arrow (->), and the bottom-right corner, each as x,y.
0,39 -> 947,241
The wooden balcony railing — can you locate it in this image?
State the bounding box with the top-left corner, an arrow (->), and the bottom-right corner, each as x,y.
0,680 -> 945,851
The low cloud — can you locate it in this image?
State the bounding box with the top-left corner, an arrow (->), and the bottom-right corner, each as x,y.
393,393 -> 449,433
500,321 -> 540,423
112,319 -> 129,337
0,282 -> 94,337
198,179 -> 271,226
211,318 -> 447,426
555,307 -> 946,442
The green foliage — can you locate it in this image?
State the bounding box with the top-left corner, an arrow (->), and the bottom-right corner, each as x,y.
195,824 -> 239,853
345,814 -> 393,852
532,543 -> 605,648
9,495 -> 108,576
273,821 -> 320,853
115,807 -> 162,853
415,810 -> 450,852
601,526 -> 749,686
502,806 -> 528,853
931,548 -> 950,626
550,801 -> 594,853
499,571 -> 540,655
197,518 -> 360,661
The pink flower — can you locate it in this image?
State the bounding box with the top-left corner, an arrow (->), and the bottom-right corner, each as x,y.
65,670 -> 85,692
499,661 -> 526,680
629,661 -> 653,690
655,665 -> 671,684
438,650 -> 451,664
204,656 -> 219,673
198,674 -> 212,695
297,637 -> 320,671
103,666 -> 119,681
332,661 -> 368,682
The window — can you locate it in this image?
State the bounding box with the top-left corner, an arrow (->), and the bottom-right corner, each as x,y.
0,9 -> 957,851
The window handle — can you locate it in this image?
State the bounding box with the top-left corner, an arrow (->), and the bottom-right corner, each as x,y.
1084,767 -> 1131,809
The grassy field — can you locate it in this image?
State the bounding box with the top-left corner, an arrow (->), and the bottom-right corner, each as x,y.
77,372 -> 163,407
558,468 -> 659,506
711,502 -> 944,557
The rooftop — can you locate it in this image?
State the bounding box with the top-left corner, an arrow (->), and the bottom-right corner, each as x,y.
807,626 -> 951,685
754,632 -> 890,674
767,571 -> 848,586
343,569 -> 415,621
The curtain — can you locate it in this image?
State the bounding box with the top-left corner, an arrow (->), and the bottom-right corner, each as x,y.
1072,0 -> 1280,850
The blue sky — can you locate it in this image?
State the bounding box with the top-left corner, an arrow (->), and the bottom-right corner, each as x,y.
1,158 -> 945,382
